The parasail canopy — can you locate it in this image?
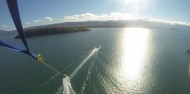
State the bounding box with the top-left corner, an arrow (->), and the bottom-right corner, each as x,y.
0,0 -> 37,60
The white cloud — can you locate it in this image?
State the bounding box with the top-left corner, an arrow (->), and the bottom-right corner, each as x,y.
1,25 -> 9,28
62,12 -> 190,27
146,18 -> 190,26
24,12 -> 190,28
1,25 -> 10,30
64,13 -> 97,22
25,22 -> 30,25
32,17 -> 54,24
44,17 -> 54,22
33,19 -> 42,23
63,12 -> 137,22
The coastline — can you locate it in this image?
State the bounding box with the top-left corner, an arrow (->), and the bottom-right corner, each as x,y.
15,27 -> 91,39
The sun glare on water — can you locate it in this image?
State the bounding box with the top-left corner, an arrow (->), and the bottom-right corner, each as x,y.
115,28 -> 151,92
120,28 -> 150,78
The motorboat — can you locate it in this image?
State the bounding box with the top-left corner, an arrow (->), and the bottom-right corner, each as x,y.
64,74 -> 67,78
96,45 -> 101,49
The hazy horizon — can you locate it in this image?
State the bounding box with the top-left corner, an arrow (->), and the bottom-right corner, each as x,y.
1,0 -> 190,30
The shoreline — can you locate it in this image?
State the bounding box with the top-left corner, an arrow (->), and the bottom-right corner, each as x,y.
15,27 -> 91,39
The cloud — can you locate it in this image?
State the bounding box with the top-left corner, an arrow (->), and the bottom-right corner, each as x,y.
24,12 -> 190,28
63,12 -> 137,22
32,17 -> 54,24
62,12 -> 190,27
33,19 -> 42,23
146,18 -> 190,26
1,25 -> 10,30
1,25 -> 9,28
25,22 -> 30,25
64,13 -> 96,22
44,17 -> 54,22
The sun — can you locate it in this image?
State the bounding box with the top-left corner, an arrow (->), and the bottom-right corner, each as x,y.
119,0 -> 150,15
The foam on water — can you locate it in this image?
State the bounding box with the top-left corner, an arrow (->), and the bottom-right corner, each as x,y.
62,76 -> 76,94
55,46 -> 100,94
30,63 -> 75,94
69,47 -> 100,79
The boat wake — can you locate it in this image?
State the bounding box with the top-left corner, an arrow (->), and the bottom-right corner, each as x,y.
30,63 -> 75,94
63,75 -> 76,94
80,57 -> 96,94
55,46 -> 101,94
69,46 -> 100,79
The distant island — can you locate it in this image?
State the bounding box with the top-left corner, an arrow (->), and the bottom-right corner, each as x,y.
13,20 -> 190,39
15,27 -> 90,38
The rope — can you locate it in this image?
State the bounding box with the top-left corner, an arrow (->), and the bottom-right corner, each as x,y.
37,54 -> 63,76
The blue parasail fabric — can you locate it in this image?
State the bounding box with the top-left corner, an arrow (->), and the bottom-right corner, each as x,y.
0,39 -> 37,59
0,0 -> 38,60
0,39 -> 24,52
6,0 -> 29,50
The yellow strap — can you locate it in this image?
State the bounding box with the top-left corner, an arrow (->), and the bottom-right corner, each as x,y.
37,54 -> 63,76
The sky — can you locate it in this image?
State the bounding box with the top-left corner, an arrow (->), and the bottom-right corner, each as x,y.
0,0 -> 190,30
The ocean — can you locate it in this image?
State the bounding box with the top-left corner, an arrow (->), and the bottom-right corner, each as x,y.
1,27 -> 190,94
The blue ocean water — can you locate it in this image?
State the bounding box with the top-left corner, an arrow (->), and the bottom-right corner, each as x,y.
1,27 -> 190,94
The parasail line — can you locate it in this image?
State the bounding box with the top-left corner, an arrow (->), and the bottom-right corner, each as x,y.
37,54 -> 63,76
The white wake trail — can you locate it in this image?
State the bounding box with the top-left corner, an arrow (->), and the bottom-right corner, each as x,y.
62,76 -> 76,94
55,46 -> 101,94
69,47 -> 100,79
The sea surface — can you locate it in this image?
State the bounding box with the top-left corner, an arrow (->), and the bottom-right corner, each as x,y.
1,27 -> 190,94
